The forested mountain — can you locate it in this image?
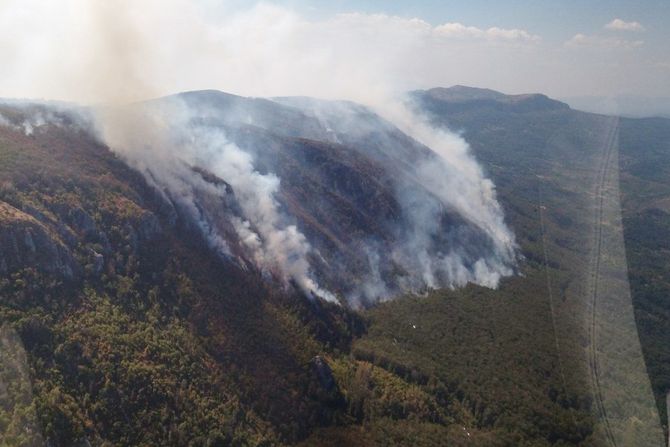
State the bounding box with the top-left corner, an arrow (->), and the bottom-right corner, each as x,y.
410,86 -> 670,445
0,86 -> 668,445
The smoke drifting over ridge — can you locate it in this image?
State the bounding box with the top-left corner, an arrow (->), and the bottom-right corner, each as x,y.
96,99 -> 337,301
0,0 -> 517,304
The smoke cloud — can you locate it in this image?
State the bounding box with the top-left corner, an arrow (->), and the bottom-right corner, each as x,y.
277,97 -> 516,303
95,99 -> 337,301
0,0 -> 517,304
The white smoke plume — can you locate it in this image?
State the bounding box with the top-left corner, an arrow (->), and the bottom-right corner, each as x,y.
183,116 -> 336,301
389,106 -> 516,288
0,0 -> 517,304
284,97 -> 516,304
96,100 -> 336,301
0,101 -> 89,136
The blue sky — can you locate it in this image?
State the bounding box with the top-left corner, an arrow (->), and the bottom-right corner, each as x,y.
280,0 -> 669,41
261,0 -> 669,57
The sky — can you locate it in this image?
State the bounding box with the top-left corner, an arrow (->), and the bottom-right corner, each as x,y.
251,0 -> 670,97
264,0 -> 668,37
0,0 -> 668,103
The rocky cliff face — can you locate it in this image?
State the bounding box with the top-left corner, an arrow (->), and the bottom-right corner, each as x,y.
0,201 -> 75,279
0,114 -> 170,302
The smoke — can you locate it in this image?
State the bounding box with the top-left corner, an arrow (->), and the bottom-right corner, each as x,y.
279,97 -> 515,304
183,116 -> 336,301
95,99 -> 336,301
0,101 -> 92,136
0,1 -> 546,103
0,0 -> 517,304
390,106 -> 516,290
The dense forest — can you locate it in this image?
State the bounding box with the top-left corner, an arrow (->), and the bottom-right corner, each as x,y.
1,86 -> 669,445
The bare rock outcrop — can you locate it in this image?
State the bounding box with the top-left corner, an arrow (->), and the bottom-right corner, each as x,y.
0,201 -> 77,280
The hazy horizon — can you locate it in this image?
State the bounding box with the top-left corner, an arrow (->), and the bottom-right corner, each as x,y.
0,0 -> 668,112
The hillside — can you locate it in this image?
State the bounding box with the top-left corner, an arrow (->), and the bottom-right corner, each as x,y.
0,87 -> 669,446
0,103 -> 363,445
407,86 -> 670,444
0,96 -> 518,446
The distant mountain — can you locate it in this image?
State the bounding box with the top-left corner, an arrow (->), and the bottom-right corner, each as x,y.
419,85 -> 507,102
415,85 -> 570,113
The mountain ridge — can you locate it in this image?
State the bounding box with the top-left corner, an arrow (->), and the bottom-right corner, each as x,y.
1,85 -> 669,445
412,85 -> 571,113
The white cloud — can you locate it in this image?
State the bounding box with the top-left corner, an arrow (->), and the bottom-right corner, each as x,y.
0,2 -> 543,103
0,1 -> 666,100
433,22 -> 541,43
565,33 -> 644,49
605,18 -> 645,32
